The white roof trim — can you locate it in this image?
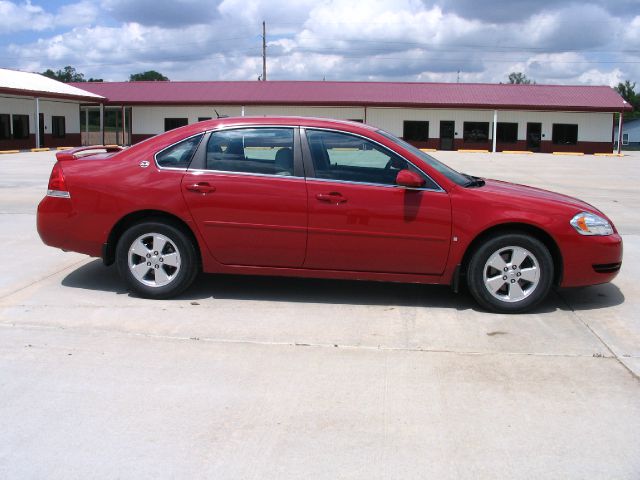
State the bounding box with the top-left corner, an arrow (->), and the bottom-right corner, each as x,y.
0,68 -> 104,100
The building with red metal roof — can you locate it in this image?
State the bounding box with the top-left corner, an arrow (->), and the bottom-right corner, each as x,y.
74,80 -> 628,112
70,80 -> 631,154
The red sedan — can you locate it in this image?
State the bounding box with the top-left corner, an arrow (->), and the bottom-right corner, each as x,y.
37,117 -> 622,313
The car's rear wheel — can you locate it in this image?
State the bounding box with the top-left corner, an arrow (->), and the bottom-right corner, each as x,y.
467,233 -> 554,313
116,221 -> 198,299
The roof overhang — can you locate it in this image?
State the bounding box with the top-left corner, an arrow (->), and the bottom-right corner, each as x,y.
70,80 -> 632,113
86,99 -> 631,113
0,86 -> 104,103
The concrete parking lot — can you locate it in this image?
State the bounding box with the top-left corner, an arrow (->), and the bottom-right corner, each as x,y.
0,150 -> 638,479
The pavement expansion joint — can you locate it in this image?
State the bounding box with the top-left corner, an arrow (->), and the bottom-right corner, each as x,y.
0,322 -> 622,361
556,289 -> 639,381
0,258 -> 90,302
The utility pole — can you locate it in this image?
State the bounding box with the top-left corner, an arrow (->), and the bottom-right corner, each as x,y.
262,21 -> 267,81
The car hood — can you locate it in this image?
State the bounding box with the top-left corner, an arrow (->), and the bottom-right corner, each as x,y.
477,179 -> 600,214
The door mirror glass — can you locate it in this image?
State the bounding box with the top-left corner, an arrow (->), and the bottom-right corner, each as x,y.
396,169 -> 425,188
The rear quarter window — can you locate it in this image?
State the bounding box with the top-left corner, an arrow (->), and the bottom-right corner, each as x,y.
155,134 -> 203,169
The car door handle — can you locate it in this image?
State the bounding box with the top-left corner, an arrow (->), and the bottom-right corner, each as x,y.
316,192 -> 347,204
185,182 -> 216,194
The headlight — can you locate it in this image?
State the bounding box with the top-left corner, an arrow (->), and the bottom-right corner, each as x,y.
570,212 -> 614,236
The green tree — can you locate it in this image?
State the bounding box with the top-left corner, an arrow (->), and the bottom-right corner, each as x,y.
129,70 -> 169,81
614,80 -> 638,109
615,80 -> 640,121
42,65 -> 86,82
508,72 -> 534,84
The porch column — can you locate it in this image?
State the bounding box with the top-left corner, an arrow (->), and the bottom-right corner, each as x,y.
492,109 -> 498,153
84,107 -> 89,146
35,97 -> 40,149
99,103 -> 104,146
617,113 -> 623,154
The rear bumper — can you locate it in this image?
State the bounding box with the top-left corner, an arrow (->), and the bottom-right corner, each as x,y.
560,233 -> 623,287
37,196 -> 103,258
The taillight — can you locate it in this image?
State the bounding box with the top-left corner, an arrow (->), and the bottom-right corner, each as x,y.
47,163 -> 71,198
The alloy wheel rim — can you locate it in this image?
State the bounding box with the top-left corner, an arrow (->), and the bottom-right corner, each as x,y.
128,233 -> 181,287
482,245 -> 540,303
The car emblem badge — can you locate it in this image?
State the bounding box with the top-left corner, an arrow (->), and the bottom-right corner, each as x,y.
139,160 -> 150,168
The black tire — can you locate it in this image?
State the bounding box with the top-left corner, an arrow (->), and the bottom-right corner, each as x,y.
116,220 -> 199,299
467,233 -> 554,313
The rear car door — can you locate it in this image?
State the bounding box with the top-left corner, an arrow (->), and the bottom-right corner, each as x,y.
181,127 -> 307,267
302,128 -> 451,275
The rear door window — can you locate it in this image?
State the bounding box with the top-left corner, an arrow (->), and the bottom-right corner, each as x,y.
204,128 -> 296,176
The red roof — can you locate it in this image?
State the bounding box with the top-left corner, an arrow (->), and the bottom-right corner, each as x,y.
72,81 -> 631,112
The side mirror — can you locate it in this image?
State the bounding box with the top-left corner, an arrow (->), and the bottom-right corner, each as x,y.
396,169 -> 425,188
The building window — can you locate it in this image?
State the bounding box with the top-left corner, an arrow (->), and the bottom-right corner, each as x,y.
164,118 -> 188,131
496,123 -> 518,143
403,121 -> 429,142
552,124 -> 578,145
12,115 -> 29,139
198,117 -> 212,122
463,122 -> 489,143
0,114 -> 10,140
622,133 -> 629,145
52,116 -> 66,138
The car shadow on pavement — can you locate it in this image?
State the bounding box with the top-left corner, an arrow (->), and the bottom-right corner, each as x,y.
61,259 -> 624,313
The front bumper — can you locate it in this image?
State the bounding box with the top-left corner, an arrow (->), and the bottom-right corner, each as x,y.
560,233 -> 623,287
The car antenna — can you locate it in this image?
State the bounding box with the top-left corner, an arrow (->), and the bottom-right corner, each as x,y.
214,109 -> 229,119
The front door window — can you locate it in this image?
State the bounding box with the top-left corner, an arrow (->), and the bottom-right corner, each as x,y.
305,129 -> 437,189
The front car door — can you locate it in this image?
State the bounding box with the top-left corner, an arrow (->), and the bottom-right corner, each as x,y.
301,128 -> 451,275
181,126 -> 307,268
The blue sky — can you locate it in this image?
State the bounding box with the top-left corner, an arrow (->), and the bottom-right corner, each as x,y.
1,0 -> 639,85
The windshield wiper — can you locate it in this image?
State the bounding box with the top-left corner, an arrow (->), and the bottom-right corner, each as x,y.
462,173 -> 485,188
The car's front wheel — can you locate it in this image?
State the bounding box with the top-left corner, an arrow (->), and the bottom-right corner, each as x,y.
467,233 -> 554,313
116,221 -> 199,299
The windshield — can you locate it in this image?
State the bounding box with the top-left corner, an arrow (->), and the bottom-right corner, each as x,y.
376,129 -> 469,186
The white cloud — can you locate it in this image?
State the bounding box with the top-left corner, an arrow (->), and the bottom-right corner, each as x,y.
56,1 -> 99,27
0,0 -> 97,33
100,0 -> 219,27
0,0 -> 51,32
623,16 -> 640,48
2,0 -> 637,85
578,68 -> 624,87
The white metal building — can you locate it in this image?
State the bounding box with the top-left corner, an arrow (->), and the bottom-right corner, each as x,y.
0,68 -> 104,150
72,80 -> 630,155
